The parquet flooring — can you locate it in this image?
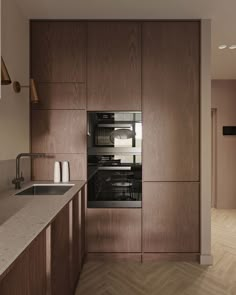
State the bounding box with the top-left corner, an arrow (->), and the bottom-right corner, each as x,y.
75,209 -> 236,295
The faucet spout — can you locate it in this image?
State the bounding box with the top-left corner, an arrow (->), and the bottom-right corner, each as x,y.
13,153 -> 46,189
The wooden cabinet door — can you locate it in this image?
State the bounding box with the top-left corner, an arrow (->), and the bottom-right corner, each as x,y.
87,22 -> 141,111
70,189 -> 86,290
31,21 -> 86,83
31,110 -> 86,154
32,83 -> 86,110
0,231 -> 47,295
79,188 -> 86,262
87,208 -> 141,252
71,195 -> 80,290
51,205 -> 71,295
143,182 -> 200,253
142,21 -> 200,181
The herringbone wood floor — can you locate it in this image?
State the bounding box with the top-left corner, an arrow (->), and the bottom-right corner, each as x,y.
75,209 -> 236,295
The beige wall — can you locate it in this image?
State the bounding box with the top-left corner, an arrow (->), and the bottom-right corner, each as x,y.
212,80 -> 236,209
200,20 -> 212,265
0,0 -> 29,161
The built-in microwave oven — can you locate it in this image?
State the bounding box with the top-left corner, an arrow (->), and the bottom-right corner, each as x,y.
87,112 -> 142,208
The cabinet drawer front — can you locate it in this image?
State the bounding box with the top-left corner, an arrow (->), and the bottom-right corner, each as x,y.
87,208 -> 141,253
143,182 -> 200,253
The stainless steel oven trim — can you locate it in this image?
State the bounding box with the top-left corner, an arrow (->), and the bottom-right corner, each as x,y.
98,166 -> 132,171
88,200 -> 142,208
88,147 -> 141,155
97,124 -> 133,128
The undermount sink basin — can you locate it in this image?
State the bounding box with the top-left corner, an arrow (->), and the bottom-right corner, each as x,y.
15,184 -> 74,196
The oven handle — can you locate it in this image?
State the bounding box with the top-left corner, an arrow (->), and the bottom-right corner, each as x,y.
98,166 -> 131,171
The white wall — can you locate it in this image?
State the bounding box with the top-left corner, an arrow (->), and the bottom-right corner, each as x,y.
0,0 -> 29,160
200,20 -> 213,265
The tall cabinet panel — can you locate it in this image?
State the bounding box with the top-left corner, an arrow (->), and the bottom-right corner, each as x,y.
31,21 -> 86,83
87,22 -> 141,111
143,182 -> 200,253
30,21 -> 87,181
142,21 -> 200,182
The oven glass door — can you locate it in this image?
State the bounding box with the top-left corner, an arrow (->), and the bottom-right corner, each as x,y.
88,165 -> 142,208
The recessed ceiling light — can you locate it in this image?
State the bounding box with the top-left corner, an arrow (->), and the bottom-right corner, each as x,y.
229,45 -> 236,50
218,45 -> 227,49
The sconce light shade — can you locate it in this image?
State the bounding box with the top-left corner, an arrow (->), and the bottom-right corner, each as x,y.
1,57 -> 12,85
30,79 -> 39,103
13,79 -> 39,103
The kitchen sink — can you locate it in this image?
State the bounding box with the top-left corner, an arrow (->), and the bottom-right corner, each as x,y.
15,184 -> 74,196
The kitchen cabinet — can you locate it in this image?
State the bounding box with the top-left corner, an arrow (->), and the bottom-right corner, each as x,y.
31,21 -> 86,83
32,83 -> 86,110
71,195 -> 80,290
87,208 -> 141,253
0,231 -> 47,295
0,188 -> 86,295
31,110 -> 86,154
71,190 -> 86,289
79,188 -> 86,263
87,22 -> 141,111
51,205 -> 70,295
142,21 -> 200,181
143,182 -> 200,253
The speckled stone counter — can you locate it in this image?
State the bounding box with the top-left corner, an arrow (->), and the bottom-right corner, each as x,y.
0,180 -> 86,280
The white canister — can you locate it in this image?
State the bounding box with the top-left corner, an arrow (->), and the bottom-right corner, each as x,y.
54,161 -> 61,183
62,161 -> 70,183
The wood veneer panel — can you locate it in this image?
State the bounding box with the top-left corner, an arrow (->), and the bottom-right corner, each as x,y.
32,83 -> 86,110
79,188 -> 86,263
87,22 -> 141,111
142,21 -> 200,181
0,231 -> 46,295
72,195 -> 80,289
32,154 -> 86,181
31,110 -> 86,154
143,182 -> 200,253
87,208 -> 141,253
31,21 -> 86,82
51,205 -> 70,295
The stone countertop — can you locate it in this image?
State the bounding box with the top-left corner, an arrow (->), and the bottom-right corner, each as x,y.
0,180 -> 86,280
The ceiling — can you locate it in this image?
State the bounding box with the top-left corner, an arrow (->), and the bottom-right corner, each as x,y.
14,0 -> 236,79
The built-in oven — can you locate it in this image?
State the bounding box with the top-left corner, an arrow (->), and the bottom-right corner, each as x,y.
87,112 -> 142,208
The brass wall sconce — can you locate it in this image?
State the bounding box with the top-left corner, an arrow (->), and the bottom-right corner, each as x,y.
13,79 -> 39,103
1,57 -> 12,85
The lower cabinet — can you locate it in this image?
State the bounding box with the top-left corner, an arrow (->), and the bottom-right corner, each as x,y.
87,208 -> 141,253
71,190 -> 86,290
0,192 -> 86,295
51,205 -> 70,295
143,182 -> 200,253
0,231 -> 47,295
51,193 -> 86,295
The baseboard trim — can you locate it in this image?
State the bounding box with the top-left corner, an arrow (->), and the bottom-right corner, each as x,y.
86,253 -> 142,262
200,254 -> 213,265
86,252 -> 200,263
142,253 -> 200,262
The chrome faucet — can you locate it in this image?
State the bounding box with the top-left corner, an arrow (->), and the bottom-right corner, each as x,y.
12,153 -> 46,189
